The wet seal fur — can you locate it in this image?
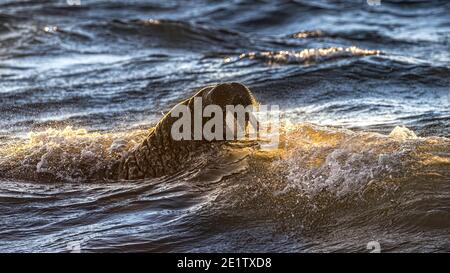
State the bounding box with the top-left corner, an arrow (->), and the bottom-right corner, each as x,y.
110,82 -> 257,180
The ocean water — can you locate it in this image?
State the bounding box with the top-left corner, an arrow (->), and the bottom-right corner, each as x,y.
0,0 -> 449,252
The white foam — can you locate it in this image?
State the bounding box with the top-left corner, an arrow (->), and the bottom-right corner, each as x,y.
389,125 -> 417,140
237,46 -> 380,64
0,126 -> 148,182
272,124 -> 442,199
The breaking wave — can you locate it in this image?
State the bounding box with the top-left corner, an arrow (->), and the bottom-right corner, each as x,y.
234,47 -> 381,65
1,124 -> 447,194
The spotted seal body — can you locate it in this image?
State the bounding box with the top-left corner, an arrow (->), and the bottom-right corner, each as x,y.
111,82 -> 257,180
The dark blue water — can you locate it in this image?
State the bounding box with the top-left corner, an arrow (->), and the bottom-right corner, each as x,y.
0,0 -> 449,252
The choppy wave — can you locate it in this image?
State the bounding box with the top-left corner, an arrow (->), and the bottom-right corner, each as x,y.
1,0 -> 450,252
273,124 -> 447,198
234,46 -> 381,65
0,127 -> 147,182
204,124 -> 450,249
0,124 -> 449,252
1,124 -> 448,192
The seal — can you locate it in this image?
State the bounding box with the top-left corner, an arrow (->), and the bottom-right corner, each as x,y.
110,82 -> 257,180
